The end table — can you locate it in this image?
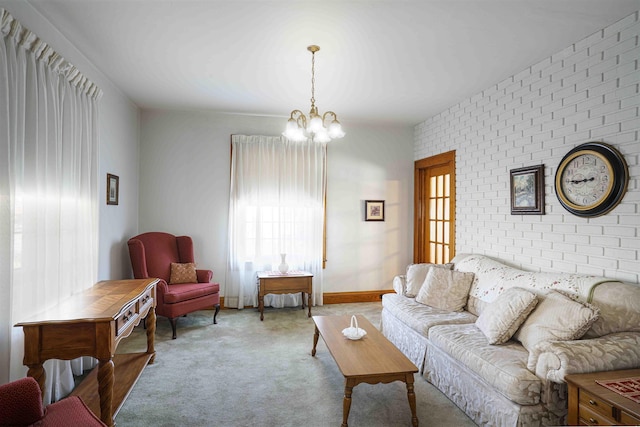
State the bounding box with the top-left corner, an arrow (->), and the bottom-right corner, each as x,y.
565,368 -> 640,426
256,271 -> 313,321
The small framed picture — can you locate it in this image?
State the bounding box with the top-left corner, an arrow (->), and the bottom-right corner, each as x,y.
107,173 -> 119,205
365,200 -> 385,221
510,165 -> 544,215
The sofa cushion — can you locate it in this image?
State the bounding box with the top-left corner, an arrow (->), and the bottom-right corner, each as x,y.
476,287 -> 539,345
514,290 -> 600,353
585,281 -> 640,338
405,263 -> 453,297
164,282 -> 220,304
429,323 -> 541,405
416,267 -> 474,312
381,293 -> 477,336
169,262 -> 197,284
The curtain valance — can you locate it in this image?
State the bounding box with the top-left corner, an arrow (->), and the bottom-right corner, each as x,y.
1,8 -> 102,100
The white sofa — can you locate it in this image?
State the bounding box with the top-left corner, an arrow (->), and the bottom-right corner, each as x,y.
381,253 -> 640,427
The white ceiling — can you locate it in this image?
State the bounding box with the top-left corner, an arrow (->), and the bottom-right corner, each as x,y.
27,0 -> 640,127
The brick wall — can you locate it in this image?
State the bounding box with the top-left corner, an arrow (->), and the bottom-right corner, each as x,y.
415,11 -> 639,284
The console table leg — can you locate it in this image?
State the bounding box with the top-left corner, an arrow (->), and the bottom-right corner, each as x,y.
97,358 -> 115,427
146,307 -> 156,364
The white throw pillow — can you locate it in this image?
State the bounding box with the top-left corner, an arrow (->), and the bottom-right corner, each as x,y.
415,267 -> 474,312
475,287 -> 538,345
514,290 -> 600,353
405,263 -> 453,297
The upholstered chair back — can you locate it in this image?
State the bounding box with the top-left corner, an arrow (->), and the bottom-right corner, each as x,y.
128,232 -> 195,283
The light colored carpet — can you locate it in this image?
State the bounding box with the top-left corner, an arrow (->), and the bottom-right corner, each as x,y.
115,302 -> 477,427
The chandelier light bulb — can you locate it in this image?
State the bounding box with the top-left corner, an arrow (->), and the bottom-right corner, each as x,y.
283,45 -> 345,142
308,116 -> 324,134
286,118 -> 298,132
328,120 -> 345,139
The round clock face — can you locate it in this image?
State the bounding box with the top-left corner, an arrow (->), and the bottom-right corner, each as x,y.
558,150 -> 613,209
555,142 -> 629,217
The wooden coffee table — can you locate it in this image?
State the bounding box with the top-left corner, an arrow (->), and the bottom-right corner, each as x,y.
311,315 -> 419,427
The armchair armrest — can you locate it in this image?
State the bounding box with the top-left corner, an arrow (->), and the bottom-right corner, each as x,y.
196,269 -> 213,283
529,331 -> 640,383
393,275 -> 406,295
0,377 -> 45,425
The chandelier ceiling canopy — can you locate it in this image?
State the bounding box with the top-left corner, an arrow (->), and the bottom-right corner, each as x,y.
283,45 -> 345,143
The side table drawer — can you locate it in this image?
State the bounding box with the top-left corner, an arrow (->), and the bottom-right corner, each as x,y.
580,390 -> 615,420
579,404 -> 616,426
621,410 -> 640,425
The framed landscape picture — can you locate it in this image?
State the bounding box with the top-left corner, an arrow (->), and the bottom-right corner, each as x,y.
107,173 -> 119,205
365,200 -> 385,221
510,165 -> 544,215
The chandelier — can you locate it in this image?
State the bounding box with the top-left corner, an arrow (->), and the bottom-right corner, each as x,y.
283,45 -> 345,143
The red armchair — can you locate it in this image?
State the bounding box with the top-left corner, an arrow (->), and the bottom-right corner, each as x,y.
0,377 -> 106,427
128,232 -> 220,339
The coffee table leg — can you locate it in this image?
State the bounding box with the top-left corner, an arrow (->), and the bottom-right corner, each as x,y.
342,378 -> 356,427
312,325 -> 319,356
406,374 -> 419,426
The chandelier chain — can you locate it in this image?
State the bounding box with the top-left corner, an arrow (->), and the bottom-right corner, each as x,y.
310,51 -> 316,107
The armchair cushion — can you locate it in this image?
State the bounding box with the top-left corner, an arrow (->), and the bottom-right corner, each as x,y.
163,282 -> 221,304
169,262 -> 197,284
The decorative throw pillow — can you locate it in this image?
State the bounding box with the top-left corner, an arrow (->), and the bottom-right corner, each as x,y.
405,263 -> 454,297
476,287 -> 539,345
514,290 -> 600,352
169,262 -> 197,284
415,267 -> 474,311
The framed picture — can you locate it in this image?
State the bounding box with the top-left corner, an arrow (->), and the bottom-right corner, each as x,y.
107,173 -> 119,205
365,200 -> 385,221
510,165 -> 544,215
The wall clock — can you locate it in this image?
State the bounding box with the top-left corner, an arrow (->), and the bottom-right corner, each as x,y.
555,142 -> 629,217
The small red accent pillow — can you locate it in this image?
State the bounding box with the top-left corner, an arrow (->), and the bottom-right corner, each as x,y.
169,262 -> 197,284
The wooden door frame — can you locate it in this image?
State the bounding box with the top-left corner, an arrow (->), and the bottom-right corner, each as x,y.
414,150 -> 456,264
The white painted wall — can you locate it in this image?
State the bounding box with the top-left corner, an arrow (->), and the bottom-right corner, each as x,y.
415,11 -> 640,284
139,110 -> 414,295
0,2 -> 141,280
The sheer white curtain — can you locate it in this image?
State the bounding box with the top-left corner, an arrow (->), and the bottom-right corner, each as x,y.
226,135 -> 326,309
0,9 -> 101,402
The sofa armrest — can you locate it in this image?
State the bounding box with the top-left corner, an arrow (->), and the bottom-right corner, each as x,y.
393,275 -> 406,295
529,331 -> 640,383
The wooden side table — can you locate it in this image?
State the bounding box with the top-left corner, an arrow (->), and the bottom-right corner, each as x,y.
566,369 -> 640,426
256,271 -> 313,321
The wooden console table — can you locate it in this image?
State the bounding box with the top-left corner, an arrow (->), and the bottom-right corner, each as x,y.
257,271 -> 313,321
15,278 -> 159,427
